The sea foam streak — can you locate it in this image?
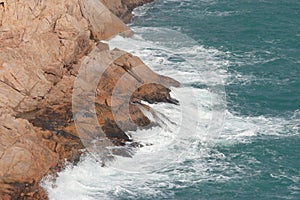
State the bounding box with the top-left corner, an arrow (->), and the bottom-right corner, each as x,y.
42,27 -> 299,200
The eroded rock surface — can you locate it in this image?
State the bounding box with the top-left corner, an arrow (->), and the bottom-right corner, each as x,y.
0,0 -> 179,199
101,0 -> 154,23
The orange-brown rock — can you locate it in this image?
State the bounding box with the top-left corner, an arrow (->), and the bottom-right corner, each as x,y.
0,0 -> 178,199
0,110 -> 58,199
101,0 -> 154,23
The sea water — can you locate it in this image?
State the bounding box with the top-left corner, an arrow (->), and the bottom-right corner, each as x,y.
43,0 -> 300,199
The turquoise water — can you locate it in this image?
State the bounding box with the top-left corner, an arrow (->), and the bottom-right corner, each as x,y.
44,1 -> 300,199
133,0 -> 300,116
131,0 -> 300,199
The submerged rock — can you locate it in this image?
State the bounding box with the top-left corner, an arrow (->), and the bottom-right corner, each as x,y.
0,0 -> 178,198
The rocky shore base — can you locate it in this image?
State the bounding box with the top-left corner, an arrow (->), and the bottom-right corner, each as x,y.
0,0 -> 180,199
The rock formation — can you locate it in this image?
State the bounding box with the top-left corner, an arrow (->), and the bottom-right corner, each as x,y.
0,0 -> 179,199
101,0 -> 155,23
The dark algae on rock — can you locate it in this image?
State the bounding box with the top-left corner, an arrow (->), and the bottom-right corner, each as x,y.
0,0 -> 181,199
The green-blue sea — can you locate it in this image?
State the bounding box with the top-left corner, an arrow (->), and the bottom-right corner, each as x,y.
44,1 -> 300,199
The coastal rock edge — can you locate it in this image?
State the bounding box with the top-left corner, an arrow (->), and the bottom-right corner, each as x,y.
0,0 -> 179,199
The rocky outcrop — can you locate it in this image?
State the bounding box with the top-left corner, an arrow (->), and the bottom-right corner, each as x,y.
101,0 -> 154,23
0,0 -> 179,199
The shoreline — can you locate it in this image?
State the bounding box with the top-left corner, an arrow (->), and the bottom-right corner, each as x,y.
0,0 -> 181,199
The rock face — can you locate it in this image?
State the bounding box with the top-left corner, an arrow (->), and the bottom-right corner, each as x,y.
100,0 -> 154,23
0,0 -> 179,199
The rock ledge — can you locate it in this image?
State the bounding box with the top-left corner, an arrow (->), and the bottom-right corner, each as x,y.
0,0 -> 180,199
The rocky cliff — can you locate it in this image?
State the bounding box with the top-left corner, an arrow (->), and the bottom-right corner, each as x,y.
0,0 -> 179,199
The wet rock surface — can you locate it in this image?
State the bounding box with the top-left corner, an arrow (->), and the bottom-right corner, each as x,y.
0,0 -> 180,199
101,0 -> 154,23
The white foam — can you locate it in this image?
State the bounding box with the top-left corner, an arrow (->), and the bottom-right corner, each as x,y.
43,27 -> 300,199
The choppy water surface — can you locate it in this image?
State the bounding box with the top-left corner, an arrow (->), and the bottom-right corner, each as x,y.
43,1 -> 300,199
